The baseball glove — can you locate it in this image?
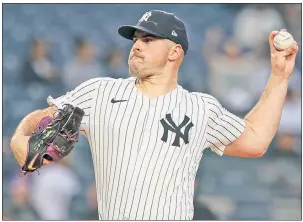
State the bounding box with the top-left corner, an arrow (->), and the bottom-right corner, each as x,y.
22,104 -> 85,174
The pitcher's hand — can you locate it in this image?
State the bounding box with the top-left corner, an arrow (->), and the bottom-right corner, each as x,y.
269,29 -> 299,80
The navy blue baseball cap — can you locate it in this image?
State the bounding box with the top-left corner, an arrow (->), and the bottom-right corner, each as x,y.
118,10 -> 189,54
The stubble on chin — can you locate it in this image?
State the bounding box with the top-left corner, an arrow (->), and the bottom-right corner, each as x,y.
129,64 -> 140,77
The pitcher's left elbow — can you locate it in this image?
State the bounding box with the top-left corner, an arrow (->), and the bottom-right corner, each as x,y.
252,143 -> 270,157
254,147 -> 266,157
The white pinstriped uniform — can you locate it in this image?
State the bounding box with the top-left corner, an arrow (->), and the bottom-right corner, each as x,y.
47,77 -> 245,220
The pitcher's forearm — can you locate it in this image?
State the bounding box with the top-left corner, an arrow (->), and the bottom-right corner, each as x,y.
13,106 -> 55,136
10,106 -> 55,166
10,135 -> 31,166
245,74 -> 288,147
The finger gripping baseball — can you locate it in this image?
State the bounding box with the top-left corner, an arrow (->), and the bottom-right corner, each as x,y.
22,104 -> 85,174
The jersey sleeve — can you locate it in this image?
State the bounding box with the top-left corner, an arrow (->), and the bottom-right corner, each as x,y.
203,94 -> 246,156
46,78 -> 102,131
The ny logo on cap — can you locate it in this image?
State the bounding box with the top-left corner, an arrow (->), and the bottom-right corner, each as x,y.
139,11 -> 152,22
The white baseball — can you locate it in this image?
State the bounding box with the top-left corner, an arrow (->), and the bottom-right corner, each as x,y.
273,31 -> 294,50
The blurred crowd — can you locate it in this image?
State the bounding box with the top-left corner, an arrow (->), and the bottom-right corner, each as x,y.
3,3 -> 301,220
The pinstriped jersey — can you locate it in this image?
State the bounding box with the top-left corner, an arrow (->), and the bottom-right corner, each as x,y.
47,77 -> 245,220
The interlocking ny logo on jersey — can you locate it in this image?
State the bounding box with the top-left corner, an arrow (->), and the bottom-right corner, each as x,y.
139,11 -> 152,22
160,114 -> 194,147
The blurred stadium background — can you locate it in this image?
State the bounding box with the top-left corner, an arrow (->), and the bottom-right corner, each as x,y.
2,3 -> 301,220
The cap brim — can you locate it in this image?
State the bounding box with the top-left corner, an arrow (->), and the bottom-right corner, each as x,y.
118,25 -> 165,40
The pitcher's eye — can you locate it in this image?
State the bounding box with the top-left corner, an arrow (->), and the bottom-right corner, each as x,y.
142,37 -> 154,43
